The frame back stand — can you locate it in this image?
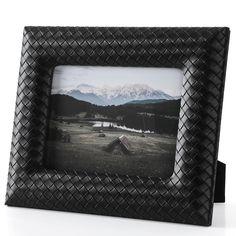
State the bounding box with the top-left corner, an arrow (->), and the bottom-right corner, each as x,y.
214,161 -> 226,203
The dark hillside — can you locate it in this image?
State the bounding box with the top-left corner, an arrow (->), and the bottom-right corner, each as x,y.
50,94 -> 93,116
50,94 -> 181,118
50,94 -> 180,135
124,99 -> 181,117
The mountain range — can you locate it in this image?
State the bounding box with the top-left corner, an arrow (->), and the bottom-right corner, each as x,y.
54,83 -> 175,106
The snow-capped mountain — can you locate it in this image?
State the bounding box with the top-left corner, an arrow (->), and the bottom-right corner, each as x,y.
63,83 -> 174,106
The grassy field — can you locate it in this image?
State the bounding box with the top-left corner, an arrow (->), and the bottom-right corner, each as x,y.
46,120 -> 177,178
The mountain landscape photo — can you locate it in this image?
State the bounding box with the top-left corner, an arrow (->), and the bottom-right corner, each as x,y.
63,83 -> 175,106
46,66 -> 183,178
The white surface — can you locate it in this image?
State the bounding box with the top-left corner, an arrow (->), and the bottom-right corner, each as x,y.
0,0 -> 235,235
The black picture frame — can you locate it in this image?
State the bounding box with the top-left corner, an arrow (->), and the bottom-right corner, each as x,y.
5,27 -> 230,226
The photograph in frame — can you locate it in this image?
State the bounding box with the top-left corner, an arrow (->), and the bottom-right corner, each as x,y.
46,66 -> 183,178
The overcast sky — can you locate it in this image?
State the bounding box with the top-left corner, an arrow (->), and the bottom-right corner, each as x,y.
52,65 -> 183,96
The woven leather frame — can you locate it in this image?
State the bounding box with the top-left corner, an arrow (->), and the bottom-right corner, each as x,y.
5,27 -> 230,226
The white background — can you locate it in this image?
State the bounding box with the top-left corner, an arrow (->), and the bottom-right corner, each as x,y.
0,0 -> 235,235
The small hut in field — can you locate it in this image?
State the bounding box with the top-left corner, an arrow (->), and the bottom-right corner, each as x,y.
105,135 -> 131,154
